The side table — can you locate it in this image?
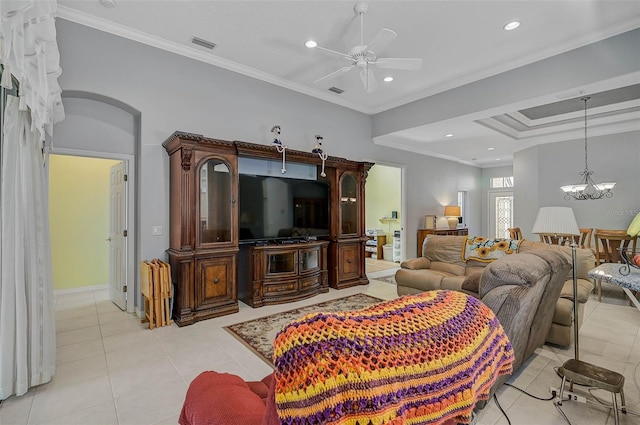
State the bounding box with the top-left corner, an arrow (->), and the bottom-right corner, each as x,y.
588,263 -> 640,311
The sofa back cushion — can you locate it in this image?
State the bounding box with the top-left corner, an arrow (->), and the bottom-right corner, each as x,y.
519,240 -> 595,280
422,235 -> 467,267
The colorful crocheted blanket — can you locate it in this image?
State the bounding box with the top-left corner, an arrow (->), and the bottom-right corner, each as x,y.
272,290 -> 514,425
462,236 -> 522,263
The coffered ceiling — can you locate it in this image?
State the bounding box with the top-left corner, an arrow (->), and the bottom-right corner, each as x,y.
57,1 -> 640,167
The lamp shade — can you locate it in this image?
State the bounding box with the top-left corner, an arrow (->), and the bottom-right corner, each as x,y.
531,207 -> 579,235
627,211 -> 640,237
444,206 -> 461,217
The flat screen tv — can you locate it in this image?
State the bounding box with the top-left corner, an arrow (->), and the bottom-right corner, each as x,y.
238,174 -> 330,242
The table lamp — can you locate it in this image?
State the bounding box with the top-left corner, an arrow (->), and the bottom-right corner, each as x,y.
444,206 -> 461,230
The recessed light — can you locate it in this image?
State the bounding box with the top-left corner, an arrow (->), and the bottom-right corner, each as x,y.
383,76 -> 394,82
305,40 -> 317,48
445,133 -> 454,138
495,158 -> 501,161
487,147 -> 495,151
504,21 -> 520,31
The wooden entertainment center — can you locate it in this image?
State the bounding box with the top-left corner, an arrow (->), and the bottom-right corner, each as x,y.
163,132 -> 373,326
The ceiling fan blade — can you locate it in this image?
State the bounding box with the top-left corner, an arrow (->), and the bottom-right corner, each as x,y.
360,68 -> 378,93
365,28 -> 397,54
313,44 -> 352,60
314,65 -> 354,84
374,57 -> 423,70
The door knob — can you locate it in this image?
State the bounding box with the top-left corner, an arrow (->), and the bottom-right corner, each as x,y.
105,237 -> 112,242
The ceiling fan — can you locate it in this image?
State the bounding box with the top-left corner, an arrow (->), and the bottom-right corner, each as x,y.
306,1 -> 423,93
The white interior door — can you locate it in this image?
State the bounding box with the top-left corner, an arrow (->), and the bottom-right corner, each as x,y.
109,161 -> 127,310
489,191 -> 514,239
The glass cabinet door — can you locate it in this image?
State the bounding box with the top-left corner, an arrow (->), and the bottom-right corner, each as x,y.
300,248 -> 319,272
340,173 -> 358,235
267,252 -> 296,275
200,159 -> 232,243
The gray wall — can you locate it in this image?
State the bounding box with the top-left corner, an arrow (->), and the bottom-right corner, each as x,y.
54,20 -> 481,307
515,131 -> 639,240
54,20 -> 636,311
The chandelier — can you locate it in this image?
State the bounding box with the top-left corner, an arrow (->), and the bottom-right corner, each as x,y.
560,96 -> 615,200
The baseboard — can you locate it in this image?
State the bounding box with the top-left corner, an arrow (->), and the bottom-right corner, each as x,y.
54,283 -> 108,296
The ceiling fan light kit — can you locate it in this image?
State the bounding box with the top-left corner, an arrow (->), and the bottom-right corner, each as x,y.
307,1 -> 423,93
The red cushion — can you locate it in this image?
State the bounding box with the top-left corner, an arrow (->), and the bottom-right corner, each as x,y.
179,371 -> 266,425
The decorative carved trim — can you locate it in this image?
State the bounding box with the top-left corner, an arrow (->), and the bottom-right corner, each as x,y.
173,131 -> 203,141
181,147 -> 193,171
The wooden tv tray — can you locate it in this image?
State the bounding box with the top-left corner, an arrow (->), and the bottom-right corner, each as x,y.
140,259 -> 173,329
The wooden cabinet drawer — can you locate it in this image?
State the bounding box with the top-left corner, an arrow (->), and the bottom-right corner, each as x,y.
299,275 -> 320,291
263,280 -> 298,295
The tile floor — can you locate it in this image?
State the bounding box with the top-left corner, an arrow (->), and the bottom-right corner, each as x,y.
1,265 -> 639,425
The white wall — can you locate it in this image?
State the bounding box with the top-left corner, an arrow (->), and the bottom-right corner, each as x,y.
55,20 -> 481,308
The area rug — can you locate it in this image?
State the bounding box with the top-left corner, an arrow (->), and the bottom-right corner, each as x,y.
224,294 -> 384,366
371,273 -> 397,285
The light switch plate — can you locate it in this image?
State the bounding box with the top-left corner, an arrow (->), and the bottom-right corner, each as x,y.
152,225 -> 163,236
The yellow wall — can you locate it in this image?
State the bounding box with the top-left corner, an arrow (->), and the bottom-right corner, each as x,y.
49,155 -> 121,290
365,164 -> 401,240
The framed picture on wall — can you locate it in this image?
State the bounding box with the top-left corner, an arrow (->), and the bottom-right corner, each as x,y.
424,215 -> 436,229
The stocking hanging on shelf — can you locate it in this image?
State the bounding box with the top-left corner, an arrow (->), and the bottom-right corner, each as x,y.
271,125 -> 287,173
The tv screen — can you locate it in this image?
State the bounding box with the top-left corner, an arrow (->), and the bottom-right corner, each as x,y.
238,174 -> 330,241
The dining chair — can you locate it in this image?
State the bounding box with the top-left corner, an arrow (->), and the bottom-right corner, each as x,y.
538,232 -> 576,246
508,227 -> 522,240
578,228 -> 593,249
593,229 -> 638,301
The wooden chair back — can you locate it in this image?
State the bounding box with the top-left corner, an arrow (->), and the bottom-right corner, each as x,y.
594,229 -> 637,264
538,233 -> 575,246
537,228 -> 592,249
578,228 -> 592,249
508,227 -> 522,240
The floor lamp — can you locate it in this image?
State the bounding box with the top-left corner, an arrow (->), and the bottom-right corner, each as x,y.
532,207 -> 582,359
532,207 -> 626,424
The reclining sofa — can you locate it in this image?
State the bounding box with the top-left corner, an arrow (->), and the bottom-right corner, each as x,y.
396,235 -> 596,347
179,249 -> 572,425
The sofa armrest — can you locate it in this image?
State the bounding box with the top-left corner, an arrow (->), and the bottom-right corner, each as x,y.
400,257 -> 431,270
559,279 -> 593,304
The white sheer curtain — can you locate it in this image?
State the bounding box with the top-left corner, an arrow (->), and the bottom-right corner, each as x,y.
0,95 -> 56,399
0,0 -> 64,139
0,0 -> 63,400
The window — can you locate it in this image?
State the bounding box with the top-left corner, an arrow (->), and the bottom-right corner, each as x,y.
489,177 -> 514,238
490,177 -> 514,188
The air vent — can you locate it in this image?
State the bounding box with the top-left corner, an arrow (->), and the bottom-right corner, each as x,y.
328,87 -> 344,94
191,37 -> 216,50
